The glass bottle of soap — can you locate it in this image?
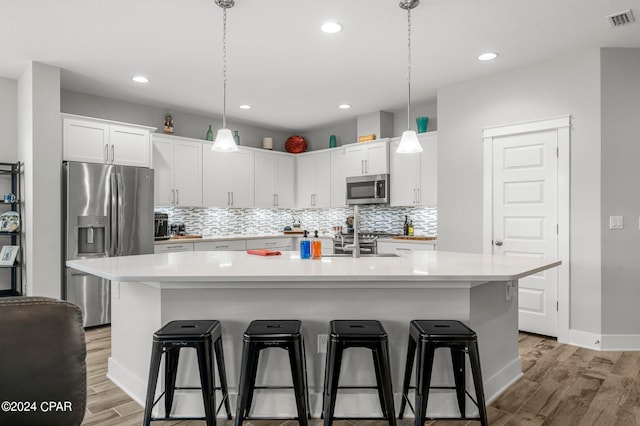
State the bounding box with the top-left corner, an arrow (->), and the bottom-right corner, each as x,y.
311,230 -> 322,259
300,230 -> 311,259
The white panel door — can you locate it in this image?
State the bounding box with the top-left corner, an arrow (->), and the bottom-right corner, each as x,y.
314,151 -> 331,207
493,130 -> 558,336
254,151 -> 277,207
273,154 -> 295,208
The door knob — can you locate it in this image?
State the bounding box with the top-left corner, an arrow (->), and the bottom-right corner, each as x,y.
495,239 -> 503,246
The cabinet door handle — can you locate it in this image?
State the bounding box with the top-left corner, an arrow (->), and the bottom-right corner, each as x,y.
227,192 -> 230,206
416,187 -> 420,204
275,194 -> 279,206
231,192 -> 234,206
171,189 -> 175,205
104,144 -> 109,163
176,189 -> 180,205
265,242 -> 277,246
111,145 -> 115,163
216,245 -> 229,249
361,160 -> 365,175
365,159 -> 368,174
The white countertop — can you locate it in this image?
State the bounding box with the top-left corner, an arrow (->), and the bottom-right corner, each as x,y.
67,250 -> 560,285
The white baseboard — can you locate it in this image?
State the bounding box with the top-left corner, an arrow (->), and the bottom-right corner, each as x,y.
568,329 -> 602,350
601,333 -> 640,351
107,356 -> 147,407
568,329 -> 640,351
483,356 -> 523,404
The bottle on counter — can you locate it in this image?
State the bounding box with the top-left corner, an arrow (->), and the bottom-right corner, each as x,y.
403,215 -> 409,236
205,125 -> 213,141
408,220 -> 414,236
300,230 -> 311,259
311,230 -> 322,259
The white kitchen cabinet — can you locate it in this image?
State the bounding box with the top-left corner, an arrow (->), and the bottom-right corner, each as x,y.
246,238 -> 293,250
254,151 -> 295,208
152,135 -> 203,207
296,150 -> 331,208
194,240 -> 247,251
154,242 -> 194,253
63,115 -> 154,167
390,132 -> 437,206
330,148 -> 348,208
377,240 -> 436,255
202,144 -> 255,208
344,139 -> 389,177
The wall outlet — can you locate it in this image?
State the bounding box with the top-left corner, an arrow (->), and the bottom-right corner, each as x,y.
317,334 -> 328,354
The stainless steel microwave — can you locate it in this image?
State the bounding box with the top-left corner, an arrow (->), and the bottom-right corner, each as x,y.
346,174 -> 390,205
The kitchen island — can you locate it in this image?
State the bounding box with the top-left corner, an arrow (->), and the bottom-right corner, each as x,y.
67,250 -> 560,419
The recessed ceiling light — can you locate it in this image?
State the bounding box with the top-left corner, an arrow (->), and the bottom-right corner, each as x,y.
338,104 -> 351,109
321,22 -> 343,33
478,52 -> 498,61
132,75 -> 149,83
239,104 -> 251,110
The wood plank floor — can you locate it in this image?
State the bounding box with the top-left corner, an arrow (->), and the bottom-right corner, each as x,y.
82,327 -> 640,425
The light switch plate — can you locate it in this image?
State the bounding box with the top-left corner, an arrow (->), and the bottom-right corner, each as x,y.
610,216 -> 624,229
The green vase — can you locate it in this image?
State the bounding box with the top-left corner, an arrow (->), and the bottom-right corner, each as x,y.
205,125 -> 213,141
329,134 -> 337,148
233,130 -> 240,145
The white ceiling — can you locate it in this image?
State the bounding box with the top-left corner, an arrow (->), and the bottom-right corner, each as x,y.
1,0 -> 639,131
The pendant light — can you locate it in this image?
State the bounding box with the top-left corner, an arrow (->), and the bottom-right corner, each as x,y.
212,0 -> 238,152
396,0 -> 423,154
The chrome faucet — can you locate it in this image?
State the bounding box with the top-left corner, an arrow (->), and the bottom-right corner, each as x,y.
343,205 -> 361,258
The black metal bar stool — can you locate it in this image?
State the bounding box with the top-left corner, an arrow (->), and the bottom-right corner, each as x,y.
142,320 -> 232,426
234,319 -> 310,426
398,320 -> 488,426
322,320 -> 396,426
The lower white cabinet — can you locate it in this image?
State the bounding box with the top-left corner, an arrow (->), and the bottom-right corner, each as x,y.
194,240 -> 247,251
246,238 -> 293,250
377,241 -> 436,255
154,243 -> 194,253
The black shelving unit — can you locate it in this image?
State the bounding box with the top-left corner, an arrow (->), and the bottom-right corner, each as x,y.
0,162 -> 22,297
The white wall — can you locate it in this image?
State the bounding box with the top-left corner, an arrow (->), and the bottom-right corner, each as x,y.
600,48 -> 640,336
18,62 -> 62,298
437,49 -> 603,335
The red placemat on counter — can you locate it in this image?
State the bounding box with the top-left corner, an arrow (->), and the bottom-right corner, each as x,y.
247,249 -> 282,256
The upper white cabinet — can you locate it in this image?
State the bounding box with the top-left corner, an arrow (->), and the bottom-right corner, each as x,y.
296,150 -> 331,208
390,132 -> 437,206
152,135 -> 203,207
330,148 -> 348,208
62,115 -> 154,167
344,139 -> 389,177
254,151 -> 295,208
202,144 -> 255,208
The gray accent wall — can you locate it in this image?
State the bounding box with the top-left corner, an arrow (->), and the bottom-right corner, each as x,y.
61,90 -> 295,151
600,48 -> 640,335
437,49 -> 603,335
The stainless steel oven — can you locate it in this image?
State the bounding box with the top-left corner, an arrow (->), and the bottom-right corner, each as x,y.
345,174 -> 390,205
332,232 -> 395,254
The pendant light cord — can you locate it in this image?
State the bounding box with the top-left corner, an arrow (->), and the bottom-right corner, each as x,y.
222,6 -> 227,129
406,8 -> 412,131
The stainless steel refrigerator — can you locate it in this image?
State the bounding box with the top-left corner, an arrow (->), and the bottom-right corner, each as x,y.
63,162 -> 154,327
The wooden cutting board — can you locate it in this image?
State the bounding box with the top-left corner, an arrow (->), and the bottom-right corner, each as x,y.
391,235 -> 437,241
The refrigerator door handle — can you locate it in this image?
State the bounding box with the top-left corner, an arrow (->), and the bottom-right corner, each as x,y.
110,172 -> 118,256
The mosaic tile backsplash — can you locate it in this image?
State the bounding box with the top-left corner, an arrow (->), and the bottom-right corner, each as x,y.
155,205 -> 437,237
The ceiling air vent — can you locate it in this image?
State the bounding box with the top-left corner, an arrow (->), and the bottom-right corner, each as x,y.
607,9 -> 635,27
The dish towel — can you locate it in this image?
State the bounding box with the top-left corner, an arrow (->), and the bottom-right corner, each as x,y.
246,249 -> 281,256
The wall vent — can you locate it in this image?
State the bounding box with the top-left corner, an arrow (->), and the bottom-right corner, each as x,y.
607,9 -> 635,27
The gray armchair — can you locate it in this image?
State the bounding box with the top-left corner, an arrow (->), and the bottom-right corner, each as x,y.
0,297 -> 86,426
